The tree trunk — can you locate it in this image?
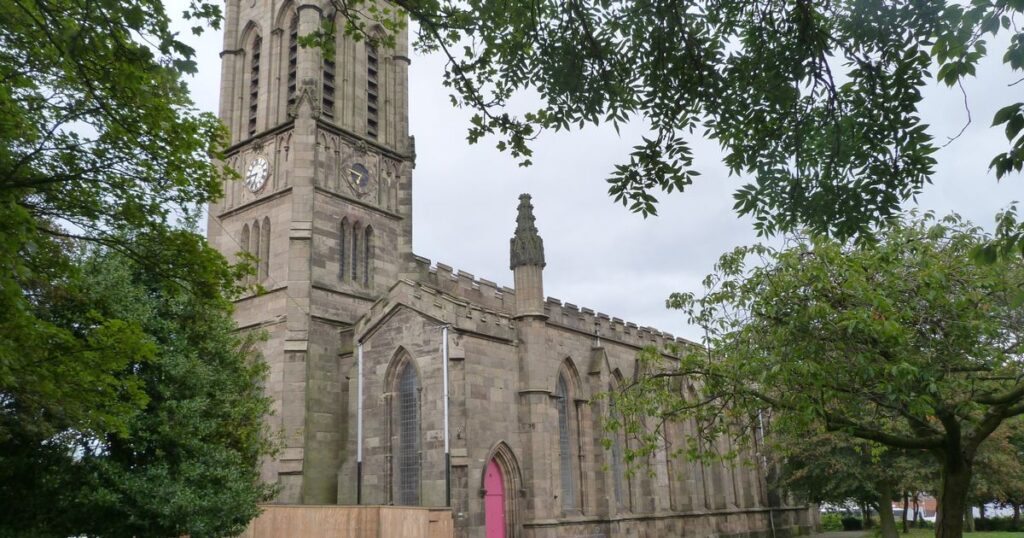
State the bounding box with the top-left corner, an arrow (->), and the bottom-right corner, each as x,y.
964,504 -> 974,533
914,493 -> 922,528
903,492 -> 910,534
935,454 -> 973,538
878,482 -> 900,538
1013,504 -> 1020,529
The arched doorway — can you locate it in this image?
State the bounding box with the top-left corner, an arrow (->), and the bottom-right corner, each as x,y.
484,459 -> 506,538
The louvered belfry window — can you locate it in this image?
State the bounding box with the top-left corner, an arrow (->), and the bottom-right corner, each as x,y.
556,374 -> 575,511
397,364 -> 420,505
366,44 -> 379,138
287,15 -> 298,108
322,52 -> 335,119
248,36 -> 261,137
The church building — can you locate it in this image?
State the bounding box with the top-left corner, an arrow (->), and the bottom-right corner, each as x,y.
206,0 -> 818,536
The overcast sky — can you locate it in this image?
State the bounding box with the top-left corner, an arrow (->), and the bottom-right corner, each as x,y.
170,5 -> 1023,341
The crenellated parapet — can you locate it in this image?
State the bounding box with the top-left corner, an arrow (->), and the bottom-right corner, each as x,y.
542,296 -> 696,352
401,254 -> 697,352
406,254 -> 517,313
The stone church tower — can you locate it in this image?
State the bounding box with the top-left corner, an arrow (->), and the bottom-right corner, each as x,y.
206,0 -> 413,503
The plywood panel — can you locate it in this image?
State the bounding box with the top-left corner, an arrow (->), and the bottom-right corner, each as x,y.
240,505 -> 452,538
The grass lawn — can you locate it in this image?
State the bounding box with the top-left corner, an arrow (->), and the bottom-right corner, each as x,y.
854,528 -> 1024,538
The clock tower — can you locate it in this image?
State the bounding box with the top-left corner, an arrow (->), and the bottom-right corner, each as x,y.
206,0 -> 414,504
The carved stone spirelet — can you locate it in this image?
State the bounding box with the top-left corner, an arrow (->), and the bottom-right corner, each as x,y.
510,193 -> 545,269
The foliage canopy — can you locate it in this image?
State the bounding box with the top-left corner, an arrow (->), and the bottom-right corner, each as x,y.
0,0 -> 272,534
324,0 -> 1024,244
614,213 -> 1024,538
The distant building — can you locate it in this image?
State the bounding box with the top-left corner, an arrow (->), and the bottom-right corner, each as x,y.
206,1 -> 818,536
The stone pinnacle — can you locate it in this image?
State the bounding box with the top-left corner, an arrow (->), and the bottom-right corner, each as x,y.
510,193 -> 545,270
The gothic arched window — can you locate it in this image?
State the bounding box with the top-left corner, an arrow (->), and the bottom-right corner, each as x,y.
259,217 -> 270,281
363,226 -> 373,287
555,373 -> 577,512
609,382 -> 629,512
339,218 -> 348,282
351,221 -> 360,283
240,223 -> 251,282
396,363 -> 420,505
248,35 -> 262,137
241,223 -> 251,250
251,219 -> 261,285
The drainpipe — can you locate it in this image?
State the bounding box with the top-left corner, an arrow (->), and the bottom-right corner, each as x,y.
357,341 -> 363,505
442,325 -> 451,507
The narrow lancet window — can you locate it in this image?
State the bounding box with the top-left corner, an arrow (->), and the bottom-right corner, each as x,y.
610,383 -> 628,511
556,374 -> 576,511
323,52 -> 335,120
287,15 -> 298,108
363,226 -> 372,287
259,217 -> 270,280
240,223 -> 252,285
251,219 -> 261,282
339,218 -> 348,282
366,44 -> 379,139
248,35 -> 262,137
351,222 -> 360,283
397,363 -> 420,505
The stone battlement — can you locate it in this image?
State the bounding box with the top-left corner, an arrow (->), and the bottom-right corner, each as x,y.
407,254 -> 517,313
407,254 -> 695,352
542,296 -> 694,352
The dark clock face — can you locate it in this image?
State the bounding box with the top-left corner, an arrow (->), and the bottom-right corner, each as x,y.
348,163 -> 371,190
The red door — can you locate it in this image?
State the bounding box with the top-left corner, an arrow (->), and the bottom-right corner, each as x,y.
484,459 -> 506,538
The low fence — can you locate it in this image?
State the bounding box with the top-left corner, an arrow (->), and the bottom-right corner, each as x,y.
239,505 -> 453,538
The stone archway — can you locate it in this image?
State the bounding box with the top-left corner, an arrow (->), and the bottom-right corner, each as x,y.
481,442 -> 523,538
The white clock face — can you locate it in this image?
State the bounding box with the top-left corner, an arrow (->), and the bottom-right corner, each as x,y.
244,157 -> 269,193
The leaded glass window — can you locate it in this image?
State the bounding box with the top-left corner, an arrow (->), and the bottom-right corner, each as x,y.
397,364 -> 420,505
556,374 -> 575,511
610,384 -> 626,510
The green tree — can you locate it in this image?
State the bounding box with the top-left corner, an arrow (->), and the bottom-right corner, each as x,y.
0,248 -> 274,537
775,432 -> 933,538
970,418 -> 1024,528
322,0 -> 1024,244
1,0 -> 228,436
614,213 -> 1024,538
0,0 -> 272,534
